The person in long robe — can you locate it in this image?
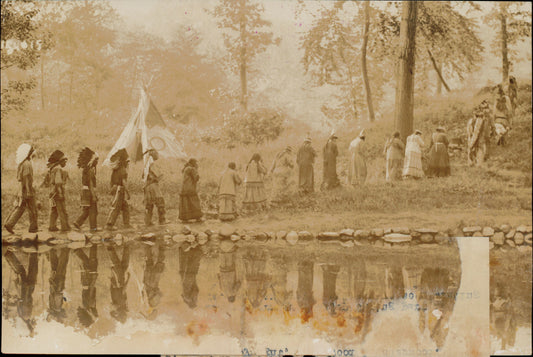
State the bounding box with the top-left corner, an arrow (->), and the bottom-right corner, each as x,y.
243,153 -> 267,211
218,162 -> 242,221
179,243 -> 203,309
218,244 -> 241,303
297,259 -> 315,323
243,246 -> 270,310
106,149 -> 131,230
403,130 -> 425,179
4,143 -> 38,234
142,241 -> 165,319
143,149 -> 166,226
427,127 -> 451,177
296,137 -> 316,193
507,76 -> 518,117
493,84 -> 512,146
348,130 -> 367,185
270,146 -> 295,205
467,104 -> 491,167
179,158 -> 203,222
384,132 -> 405,182
322,132 -> 340,190
46,150 -> 70,232
74,147 -> 99,231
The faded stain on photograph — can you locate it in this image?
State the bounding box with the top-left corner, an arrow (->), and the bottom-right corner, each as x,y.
1,0 -> 531,356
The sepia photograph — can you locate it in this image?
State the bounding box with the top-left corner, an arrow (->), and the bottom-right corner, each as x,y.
1,0 -> 531,356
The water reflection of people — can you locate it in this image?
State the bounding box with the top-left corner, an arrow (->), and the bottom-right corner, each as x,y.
297,260 -> 315,323
142,242 -> 166,318
74,245 -> 98,327
270,256 -> 292,314
47,247 -> 70,322
179,243 -> 202,309
417,268 -> 458,349
4,250 -> 38,335
243,246 -> 270,310
218,243 -> 241,303
107,243 -> 130,323
322,264 -> 340,316
491,282 -> 517,350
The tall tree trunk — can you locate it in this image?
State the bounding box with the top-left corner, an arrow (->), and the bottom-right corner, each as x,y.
428,49 -> 450,92
500,7 -> 509,84
239,1 -> 248,112
40,55 -> 45,110
394,1 -> 418,141
361,1 -> 375,122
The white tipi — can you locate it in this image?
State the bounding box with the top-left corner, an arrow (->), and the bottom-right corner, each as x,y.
104,87 -> 187,166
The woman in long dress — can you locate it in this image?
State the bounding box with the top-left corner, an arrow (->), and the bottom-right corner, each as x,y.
348,130 -> 367,185
402,130 -> 425,179
270,146 -> 295,206
179,158 -> 203,222
217,162 -> 242,221
243,153 -> 267,211
427,127 -> 451,177
384,131 -> 405,182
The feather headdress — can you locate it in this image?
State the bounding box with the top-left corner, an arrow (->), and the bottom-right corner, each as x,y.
47,150 -> 66,168
77,147 -> 97,168
16,143 -> 33,165
109,148 -> 129,169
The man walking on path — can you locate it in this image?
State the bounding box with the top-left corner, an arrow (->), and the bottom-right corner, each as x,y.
106,148 -> 131,230
46,150 -> 71,232
143,149 -> 166,226
4,143 -> 38,234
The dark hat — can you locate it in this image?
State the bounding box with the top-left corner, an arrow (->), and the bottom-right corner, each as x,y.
47,150 -> 66,167
77,147 -> 97,168
110,148 -> 129,165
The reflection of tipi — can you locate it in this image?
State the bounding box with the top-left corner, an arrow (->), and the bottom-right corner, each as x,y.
104,87 -> 186,165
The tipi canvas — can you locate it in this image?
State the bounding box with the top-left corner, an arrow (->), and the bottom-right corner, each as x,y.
104,87 -> 186,166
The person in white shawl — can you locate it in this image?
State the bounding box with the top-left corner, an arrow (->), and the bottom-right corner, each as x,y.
402,130 -> 425,179
348,130 -> 367,185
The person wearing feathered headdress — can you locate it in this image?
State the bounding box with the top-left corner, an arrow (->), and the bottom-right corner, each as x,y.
321,129 -> 340,190
142,148 -> 167,226
105,148 -> 131,230
45,149 -> 70,232
296,135 -> 317,194
348,129 -> 367,185
73,147 -> 100,231
4,143 -> 38,234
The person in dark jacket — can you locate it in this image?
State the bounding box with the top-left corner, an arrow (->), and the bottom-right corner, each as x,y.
179,158 -> 203,222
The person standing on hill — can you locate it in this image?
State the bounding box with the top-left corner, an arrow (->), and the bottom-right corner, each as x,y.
242,153 -> 267,212
270,146 -> 295,205
402,130 -> 425,179
73,147 -> 100,231
217,162 -> 242,221
179,158 -> 203,222
322,131 -> 340,190
143,149 -> 167,226
384,131 -> 405,182
467,104 -> 491,167
4,143 -> 38,234
493,84 -> 513,146
427,127 -> 450,177
348,130 -> 367,185
106,148 -> 131,230
296,137 -> 317,193
46,150 -> 71,232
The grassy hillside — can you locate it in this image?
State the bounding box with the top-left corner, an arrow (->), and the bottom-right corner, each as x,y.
1,82 -> 531,229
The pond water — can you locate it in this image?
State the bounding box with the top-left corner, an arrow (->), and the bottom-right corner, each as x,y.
1,238 -> 529,355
